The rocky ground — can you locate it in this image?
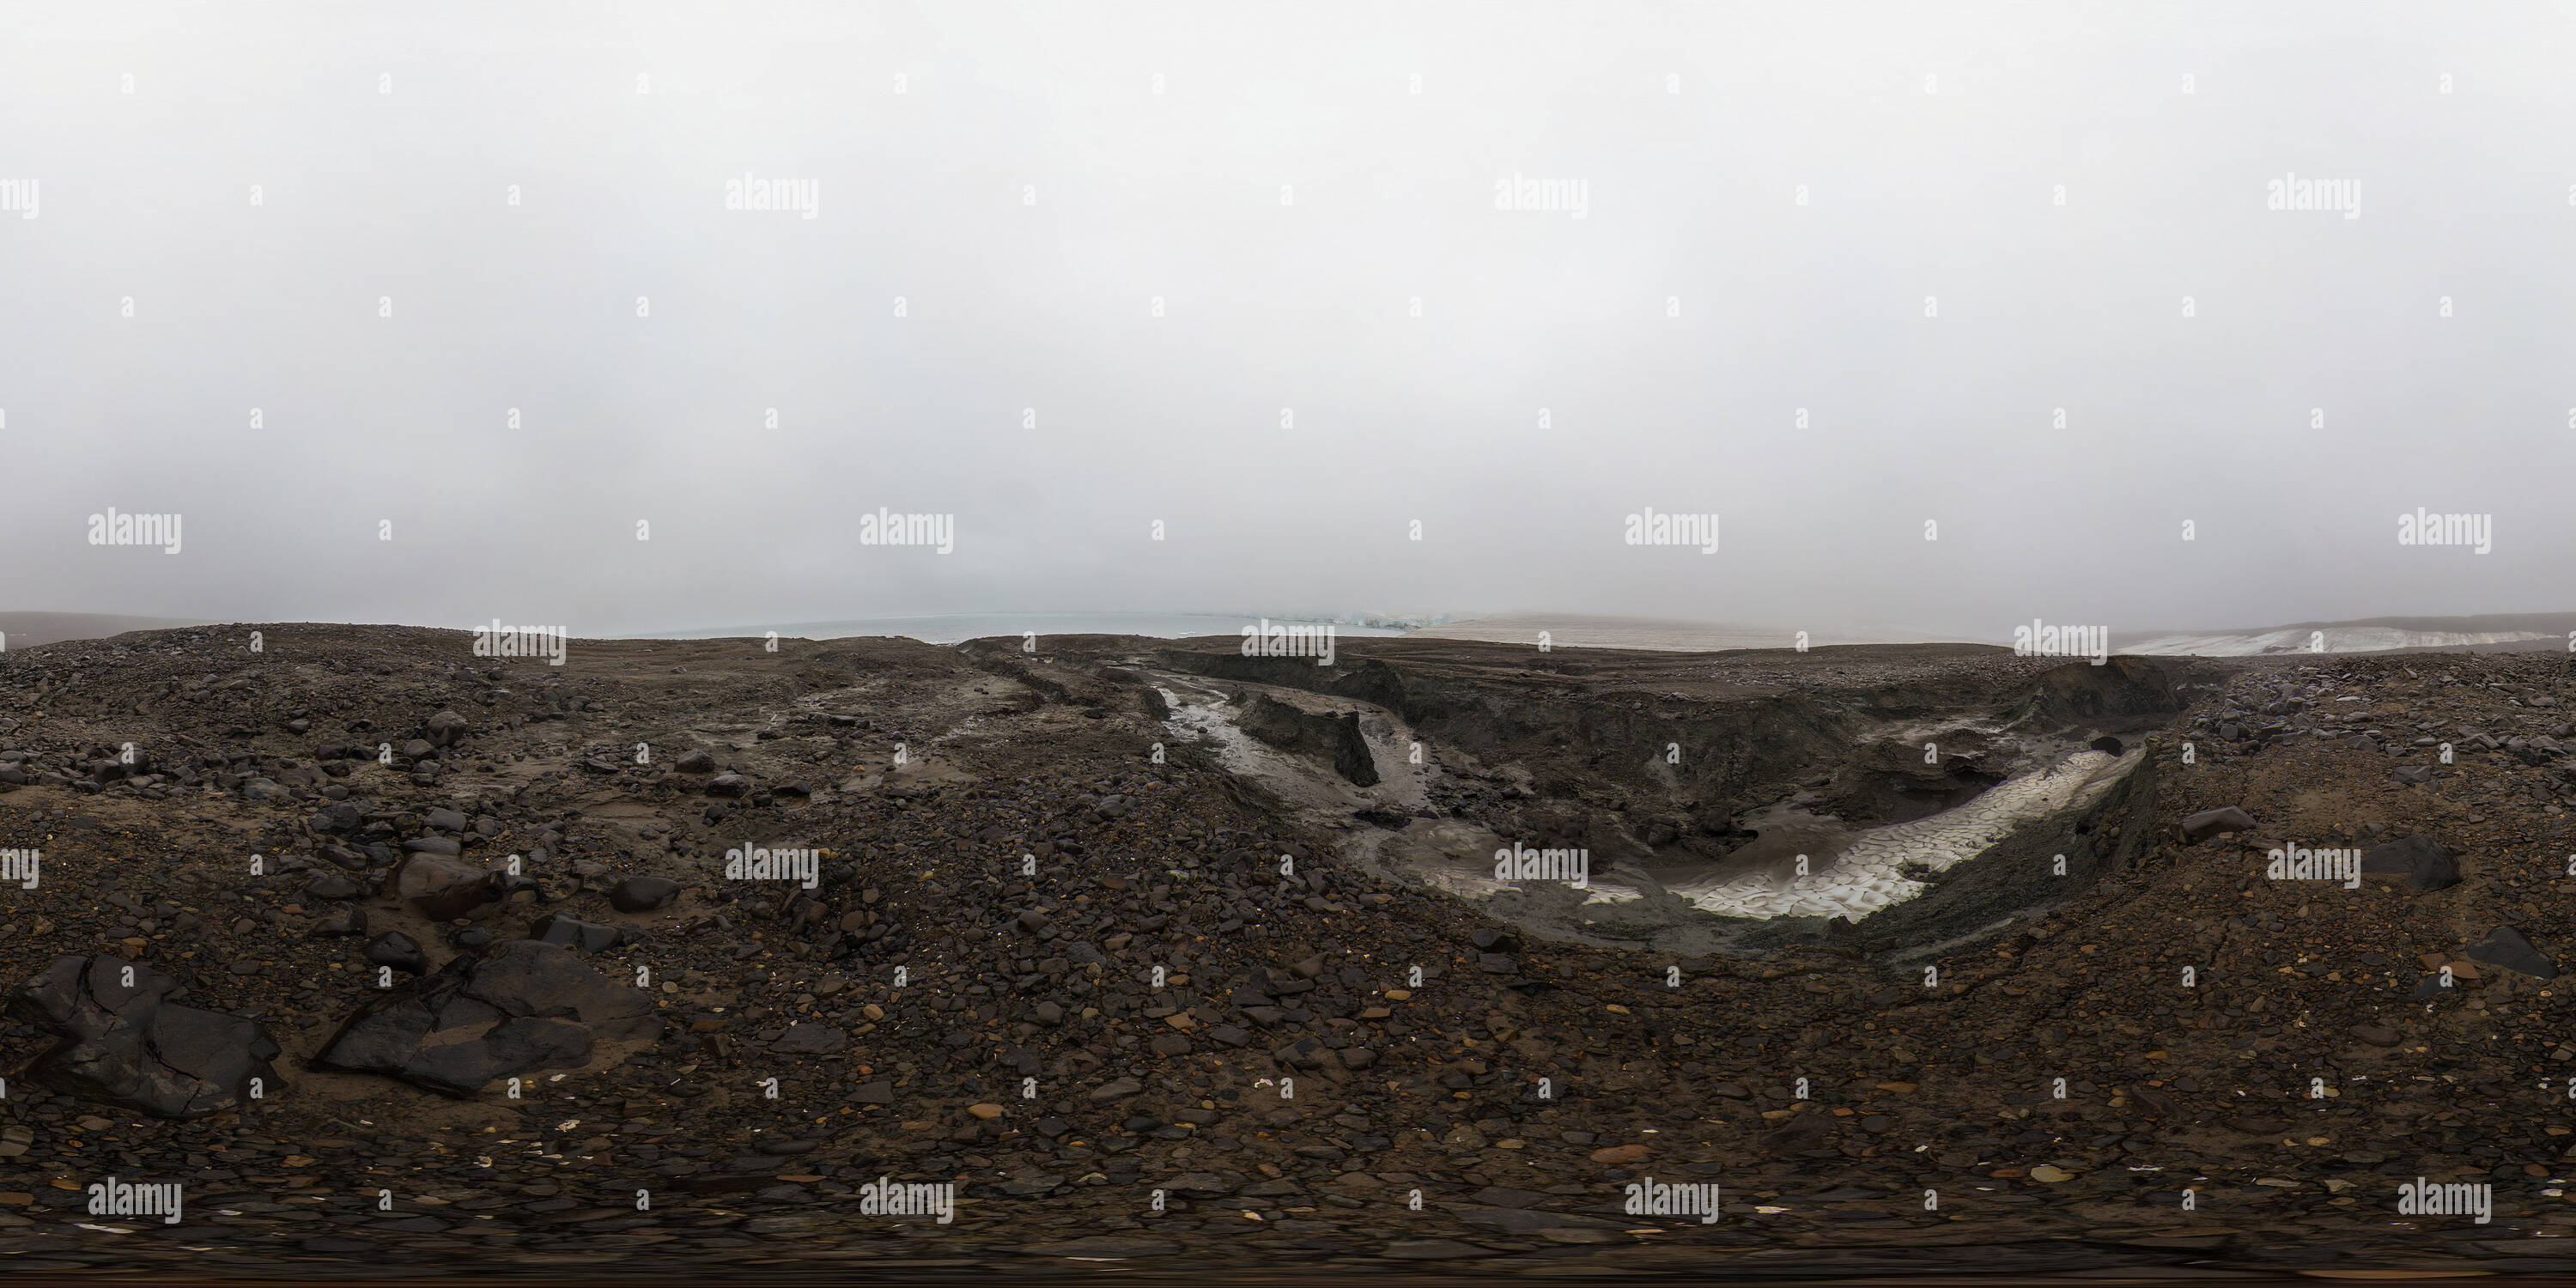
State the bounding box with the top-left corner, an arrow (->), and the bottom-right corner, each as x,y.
4,623 -> 2576,1280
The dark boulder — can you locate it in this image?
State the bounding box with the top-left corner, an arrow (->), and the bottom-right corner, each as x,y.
366,932 -> 429,975
305,872 -> 366,901
310,939 -> 659,1097
8,954 -> 282,1119
608,876 -> 680,913
395,854 -> 497,920
425,710 -> 469,747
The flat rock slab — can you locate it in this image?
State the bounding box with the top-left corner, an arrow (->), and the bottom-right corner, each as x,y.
2361,834 -> 2458,891
527,912 -> 623,952
310,939 -> 659,1097
7,954 -> 283,1120
2466,926 -> 2557,979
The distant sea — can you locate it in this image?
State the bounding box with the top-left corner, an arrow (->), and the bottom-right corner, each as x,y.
1406,613 -> 1969,652
637,613 -> 1410,646
1413,612 -> 2576,657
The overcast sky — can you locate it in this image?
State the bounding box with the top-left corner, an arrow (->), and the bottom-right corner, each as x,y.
3,1 -> 2570,639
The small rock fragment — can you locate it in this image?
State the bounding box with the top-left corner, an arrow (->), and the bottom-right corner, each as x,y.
2180,807 -> 2256,842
